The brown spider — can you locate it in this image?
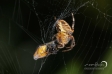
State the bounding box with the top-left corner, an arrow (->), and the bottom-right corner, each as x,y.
53,13 -> 75,52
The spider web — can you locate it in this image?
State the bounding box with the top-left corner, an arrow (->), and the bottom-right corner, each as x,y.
0,0 -> 112,74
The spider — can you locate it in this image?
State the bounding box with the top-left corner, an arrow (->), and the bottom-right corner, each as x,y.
53,13 -> 75,52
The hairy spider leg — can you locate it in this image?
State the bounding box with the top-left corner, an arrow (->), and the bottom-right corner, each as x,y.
71,13 -> 75,32
62,36 -> 75,52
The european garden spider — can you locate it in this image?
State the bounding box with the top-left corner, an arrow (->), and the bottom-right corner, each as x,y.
53,13 -> 75,52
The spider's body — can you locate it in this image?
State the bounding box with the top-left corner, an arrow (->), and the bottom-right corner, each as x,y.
53,13 -> 75,52
55,32 -> 70,47
56,32 -> 70,46
56,20 -> 74,35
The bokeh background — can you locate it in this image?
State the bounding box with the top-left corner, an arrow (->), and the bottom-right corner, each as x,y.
0,0 -> 112,74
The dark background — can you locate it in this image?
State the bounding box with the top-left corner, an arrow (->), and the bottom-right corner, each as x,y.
0,0 -> 112,74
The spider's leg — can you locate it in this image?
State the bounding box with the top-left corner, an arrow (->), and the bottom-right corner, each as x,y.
62,36 -> 75,52
52,34 -> 56,40
57,43 -> 65,48
71,13 -> 75,31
